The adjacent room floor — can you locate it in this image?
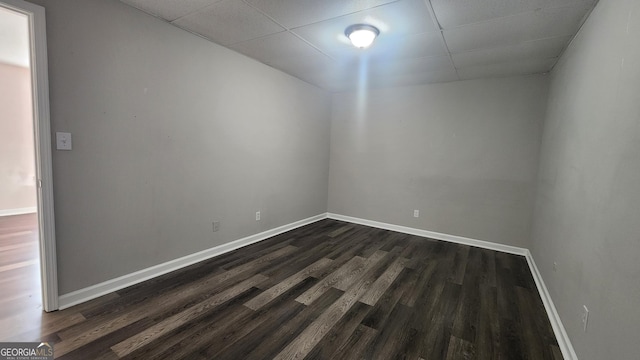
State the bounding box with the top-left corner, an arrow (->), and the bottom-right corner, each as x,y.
1,219 -> 561,359
0,214 -> 43,338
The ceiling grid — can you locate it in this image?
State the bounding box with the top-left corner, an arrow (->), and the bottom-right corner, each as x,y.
120,0 -> 597,91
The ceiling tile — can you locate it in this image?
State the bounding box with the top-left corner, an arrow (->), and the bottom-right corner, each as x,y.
300,55 -> 458,92
431,0 -> 596,29
292,0 -> 439,54
229,31 -> 325,65
172,0 -> 285,46
245,0 -> 400,29
457,58 -> 557,80
280,56 -> 341,87
120,0 -> 223,21
320,31 -> 448,62
271,54 -> 336,77
118,0 -> 597,91
368,55 -> 456,77
451,35 -> 571,68
369,69 -> 459,88
443,5 -> 592,53
302,64 -> 367,90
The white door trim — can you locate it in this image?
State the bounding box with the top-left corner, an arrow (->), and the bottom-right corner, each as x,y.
1,0 -> 58,311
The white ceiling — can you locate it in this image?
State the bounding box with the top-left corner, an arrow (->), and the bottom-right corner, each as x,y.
120,0 -> 597,92
0,6 -> 30,68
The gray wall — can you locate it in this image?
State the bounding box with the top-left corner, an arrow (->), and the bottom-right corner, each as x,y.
531,0 -> 640,358
28,0 -> 331,294
329,76 -> 549,248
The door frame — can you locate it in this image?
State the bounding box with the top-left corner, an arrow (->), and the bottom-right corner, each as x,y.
1,0 -> 58,311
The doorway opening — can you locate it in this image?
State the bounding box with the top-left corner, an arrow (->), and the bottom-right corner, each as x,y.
0,6 -> 41,336
0,0 -> 57,327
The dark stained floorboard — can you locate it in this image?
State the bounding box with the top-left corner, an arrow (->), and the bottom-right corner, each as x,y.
0,218 -> 561,359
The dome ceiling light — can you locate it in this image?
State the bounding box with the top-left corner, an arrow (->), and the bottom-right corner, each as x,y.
345,24 -> 379,49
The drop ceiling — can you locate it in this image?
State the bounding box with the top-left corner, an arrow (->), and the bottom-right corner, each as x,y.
120,0 -> 597,92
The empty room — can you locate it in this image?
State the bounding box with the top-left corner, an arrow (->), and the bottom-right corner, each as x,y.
0,0 -> 638,359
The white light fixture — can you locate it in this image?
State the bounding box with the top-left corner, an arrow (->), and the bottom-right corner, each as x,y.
345,24 -> 379,49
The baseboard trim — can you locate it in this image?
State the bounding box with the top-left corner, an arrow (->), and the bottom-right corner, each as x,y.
58,213 -> 328,310
0,207 -> 37,217
327,212 -> 576,360
57,211 -> 577,359
524,250 -> 577,360
327,213 -> 528,256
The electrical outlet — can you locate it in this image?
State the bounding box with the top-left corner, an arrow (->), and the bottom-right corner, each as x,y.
56,132 -> 72,150
553,262 -> 558,271
256,211 -> 261,221
581,305 -> 589,332
413,210 -> 419,218
212,221 -> 220,232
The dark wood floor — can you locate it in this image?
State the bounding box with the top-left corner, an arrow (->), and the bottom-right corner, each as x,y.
1,218 -> 562,359
0,213 -> 44,339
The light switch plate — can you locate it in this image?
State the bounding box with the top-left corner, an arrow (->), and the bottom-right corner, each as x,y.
56,132 -> 72,150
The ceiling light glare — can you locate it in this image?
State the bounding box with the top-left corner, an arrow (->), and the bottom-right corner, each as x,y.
345,24 -> 379,49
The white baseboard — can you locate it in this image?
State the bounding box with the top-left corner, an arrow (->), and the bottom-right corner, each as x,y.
327,213 -> 528,256
524,250 -> 577,360
0,207 -> 37,217
328,212 -> 576,360
57,211 -> 577,359
58,213 -> 327,310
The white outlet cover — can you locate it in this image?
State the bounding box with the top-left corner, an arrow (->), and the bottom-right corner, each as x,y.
56,132 -> 72,150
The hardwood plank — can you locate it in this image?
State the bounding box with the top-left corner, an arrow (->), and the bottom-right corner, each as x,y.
60,242 -> 295,347
0,218 -> 562,359
451,247 -> 483,343
243,288 -> 344,360
244,257 -> 333,310
327,224 -> 354,238
332,250 -> 387,291
360,266 -> 416,332
110,274 -> 267,357
359,256 -> 407,306
417,281 -> 461,359
449,245 -> 470,285
446,335 -> 476,360
194,277 -> 320,360
305,301 -> 372,360
515,286 -> 555,360
294,255 -> 368,305
0,259 -> 38,273
273,251 -> 385,360
255,240 -> 337,289
57,317 -> 155,360
57,267 -> 240,343
475,285 -> 500,359
331,324 -> 377,360
479,248 -> 497,287
400,260 -> 436,307
551,345 -> 564,360
365,302 -> 416,359
118,286 -> 262,360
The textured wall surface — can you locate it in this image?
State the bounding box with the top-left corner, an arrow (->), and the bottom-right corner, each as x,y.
531,0 -> 640,358
27,0 -> 331,294
329,76 -> 549,248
